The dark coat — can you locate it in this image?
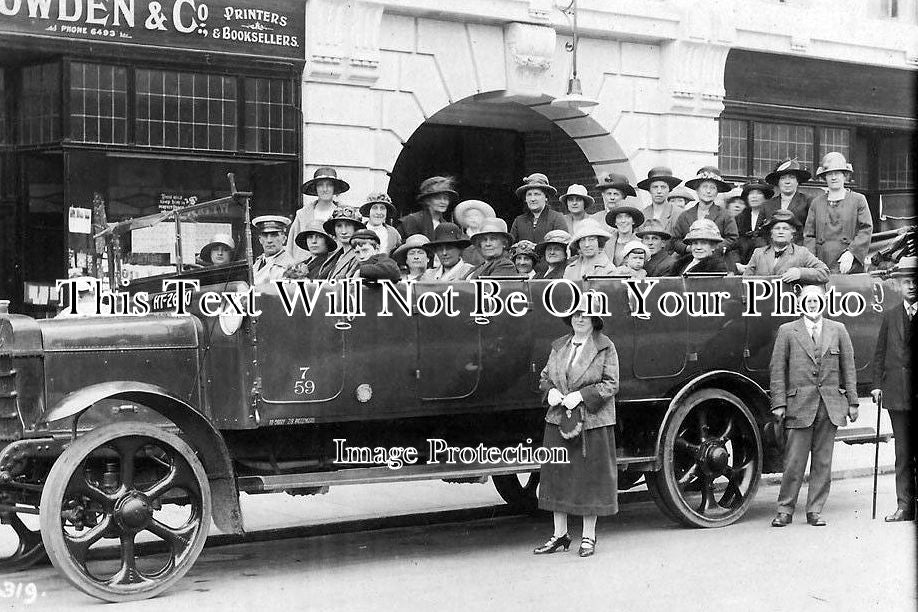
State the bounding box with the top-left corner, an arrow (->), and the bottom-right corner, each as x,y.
398,209 -> 444,241
765,191 -> 811,240
729,204 -> 774,269
509,208 -> 569,244
770,318 -> 858,428
466,255 -> 517,279
804,189 -> 873,272
539,331 -> 619,428
672,204 -> 739,256
644,250 -> 677,277
358,254 -> 401,282
670,253 -> 728,276
872,303 -> 914,411
743,243 -> 828,283
536,262 -> 567,279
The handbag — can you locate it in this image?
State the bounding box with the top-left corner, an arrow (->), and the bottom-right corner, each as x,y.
559,404 -> 584,440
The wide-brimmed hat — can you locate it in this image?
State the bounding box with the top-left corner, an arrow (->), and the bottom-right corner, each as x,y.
416,176 -> 459,203
637,167 -> 682,191
635,218 -> 672,240
535,229 -> 572,259
453,199 -> 496,228
471,217 -> 513,244
762,208 -> 801,231
815,152 -> 854,179
294,222 -> 337,252
359,192 -> 398,221
683,218 -> 723,243
890,255 -> 917,278
685,166 -> 733,193
559,184 -> 595,207
510,240 -> 539,263
302,167 -> 350,196
252,215 -> 292,233
515,173 -> 557,199
392,234 -> 431,267
741,178 -> 775,201
349,228 -> 381,246
667,185 -> 696,203
595,172 -> 637,197
765,158 -> 812,186
322,206 -> 366,235
605,205 -> 645,228
201,233 -> 236,262
423,222 -> 471,253
568,218 -> 613,255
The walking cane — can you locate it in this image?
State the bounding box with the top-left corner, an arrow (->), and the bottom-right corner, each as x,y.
871,394 -> 882,520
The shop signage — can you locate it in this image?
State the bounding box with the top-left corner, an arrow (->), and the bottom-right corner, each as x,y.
0,0 -> 305,60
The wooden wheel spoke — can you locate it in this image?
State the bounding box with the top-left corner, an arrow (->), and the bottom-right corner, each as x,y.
63,515 -> 113,563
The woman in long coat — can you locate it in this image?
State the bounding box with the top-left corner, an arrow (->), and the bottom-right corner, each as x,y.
535,305 -> 619,558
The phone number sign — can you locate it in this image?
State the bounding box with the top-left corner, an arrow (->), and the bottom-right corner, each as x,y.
0,0 -> 305,60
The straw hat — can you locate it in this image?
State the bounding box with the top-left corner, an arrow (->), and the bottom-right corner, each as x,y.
471,217 -> 513,244
559,184 -> 595,207
667,185 -> 696,203
535,229 -> 572,259
815,152 -> 854,179
392,234 -> 431,267
568,218 -> 613,255
683,218 -> 724,243
453,199 -> 496,227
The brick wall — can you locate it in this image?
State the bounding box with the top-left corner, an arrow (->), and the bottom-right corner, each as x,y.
523,124 -> 602,214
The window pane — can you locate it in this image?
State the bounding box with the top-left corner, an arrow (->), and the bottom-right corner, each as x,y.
878,134 -> 913,190
718,119 -> 747,176
69,63 -> 128,145
243,77 -> 297,154
20,63 -> 61,145
753,122 -> 814,178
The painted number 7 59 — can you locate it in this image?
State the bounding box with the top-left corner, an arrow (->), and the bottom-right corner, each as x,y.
294,367 -> 315,395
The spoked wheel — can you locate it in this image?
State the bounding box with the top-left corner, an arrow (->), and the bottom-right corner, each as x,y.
492,472 -> 540,513
650,389 -> 762,528
0,504 -> 46,572
40,423 -> 211,602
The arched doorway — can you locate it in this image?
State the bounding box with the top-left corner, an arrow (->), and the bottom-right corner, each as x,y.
389,97 -> 603,224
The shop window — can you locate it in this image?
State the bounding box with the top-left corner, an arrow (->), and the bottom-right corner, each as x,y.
878,135 -> 913,189
244,77 -> 297,154
19,63 -> 61,145
752,121 -> 814,177
135,69 -> 237,151
718,119 -> 747,177
69,63 -> 128,145
818,126 -> 850,162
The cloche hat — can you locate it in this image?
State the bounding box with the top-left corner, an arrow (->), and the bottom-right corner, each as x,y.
535,229 -> 572,259
200,233 -> 236,262
302,167 -> 350,196
515,173 -> 557,199
762,209 -> 801,230
423,222 -> 472,252
471,217 -> 513,244
683,218 -> 724,243
359,192 -> 398,221
392,234 -> 431,267
635,218 -> 672,240
815,152 -> 854,179
559,184 -> 595,207
741,178 -> 775,201
510,240 -> 539,263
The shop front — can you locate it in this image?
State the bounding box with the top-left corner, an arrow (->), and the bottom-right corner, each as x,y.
0,0 -> 305,315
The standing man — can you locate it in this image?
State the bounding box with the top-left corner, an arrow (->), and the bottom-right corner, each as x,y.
252,215 -> 294,285
637,167 -> 683,240
871,256 -> 916,522
765,158 -> 812,237
509,173 -> 569,244
770,284 -> 859,527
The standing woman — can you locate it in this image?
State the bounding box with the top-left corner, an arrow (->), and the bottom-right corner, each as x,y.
288,167 -> 349,261
536,303 -> 620,558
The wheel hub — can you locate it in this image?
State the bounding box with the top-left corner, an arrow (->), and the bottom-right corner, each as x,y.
114,492 -> 153,532
698,441 -> 729,476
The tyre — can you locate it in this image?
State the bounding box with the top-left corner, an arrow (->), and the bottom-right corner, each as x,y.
0,504 -> 45,572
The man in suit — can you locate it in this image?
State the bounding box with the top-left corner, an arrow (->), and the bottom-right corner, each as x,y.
743,210 -> 828,284
770,284 -> 859,527
871,256 -> 916,522
765,158 -> 813,240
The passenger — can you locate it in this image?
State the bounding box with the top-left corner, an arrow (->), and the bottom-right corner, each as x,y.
534,300 -> 620,558
765,158 -> 813,236
284,223 -> 337,280
804,152 -> 873,274
609,241 -> 648,279
604,205 -> 645,265
349,229 -> 401,282
636,219 -> 677,277
591,173 -> 637,229
534,230 -> 572,280
730,178 -> 775,273
510,240 -> 539,279
200,233 -> 235,266
359,192 -> 402,255
288,167 -> 349,261
672,166 -> 738,257
252,215 -> 294,285
421,223 -> 475,281
509,173 -> 569,244
769,284 -> 859,528
317,206 -> 365,280
454,199 -> 496,267
393,234 -> 432,282
743,210 -> 828,284
466,218 -> 517,279
725,195 -> 747,218
670,219 -> 729,275
561,184 -> 595,235
398,176 -> 458,241
563,218 -> 615,281
637,167 -> 684,241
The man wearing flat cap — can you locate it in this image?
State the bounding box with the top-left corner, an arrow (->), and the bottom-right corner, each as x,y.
509,173 -> 569,244
253,215 -> 294,285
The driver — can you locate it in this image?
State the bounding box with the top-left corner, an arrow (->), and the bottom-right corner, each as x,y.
252,215 -> 293,285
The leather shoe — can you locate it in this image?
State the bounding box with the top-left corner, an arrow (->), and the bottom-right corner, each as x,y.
806,512 -> 826,526
884,508 -> 915,522
771,513 -> 792,527
578,536 -> 596,558
533,533 -> 571,554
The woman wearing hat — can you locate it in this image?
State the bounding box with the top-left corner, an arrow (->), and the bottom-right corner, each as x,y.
765,158 -> 813,234
672,167 -> 738,257
563,218 -> 616,281
454,199 -> 496,267
467,218 -> 517,279
604,205 -> 645,266
509,173 -> 570,244
360,192 -> 402,255
398,176 -> 458,241
591,173 -> 637,227
284,223 -> 337,280
510,240 -> 539,279
535,300 -> 620,558
729,178 -> 776,273
637,167 -> 684,240
561,184 -> 595,235
670,219 -> 729,275
803,152 -> 873,274
422,223 -> 475,281
636,220 -> 677,277
288,167 -> 350,261
317,206 -> 366,280
201,233 -> 236,266
743,209 -> 828,283
393,234 -> 432,282
535,230 -> 572,280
